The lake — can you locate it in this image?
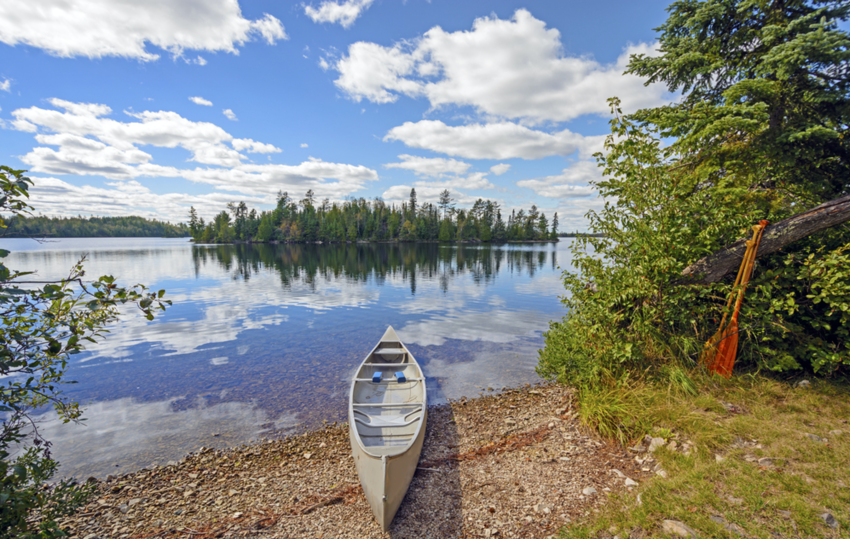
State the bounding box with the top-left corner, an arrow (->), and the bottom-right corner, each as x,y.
1,238 -> 573,479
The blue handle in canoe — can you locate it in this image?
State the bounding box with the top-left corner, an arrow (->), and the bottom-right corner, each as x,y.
395,371 -> 406,383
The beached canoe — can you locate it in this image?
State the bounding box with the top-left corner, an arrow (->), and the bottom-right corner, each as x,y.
348,326 -> 427,532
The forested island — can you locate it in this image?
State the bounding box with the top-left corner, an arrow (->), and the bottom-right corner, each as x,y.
2,215 -> 189,238
189,189 -> 558,244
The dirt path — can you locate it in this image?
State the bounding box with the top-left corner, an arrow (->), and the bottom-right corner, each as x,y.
60,383 -> 646,538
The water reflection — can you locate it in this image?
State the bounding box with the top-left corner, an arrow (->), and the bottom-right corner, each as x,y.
1,238 -> 572,478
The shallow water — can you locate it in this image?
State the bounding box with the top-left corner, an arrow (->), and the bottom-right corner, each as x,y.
1,238 -> 573,478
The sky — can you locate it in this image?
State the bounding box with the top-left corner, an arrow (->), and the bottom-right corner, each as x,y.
0,0 -> 676,232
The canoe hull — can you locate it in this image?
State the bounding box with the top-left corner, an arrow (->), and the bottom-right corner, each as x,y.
348,326 -> 427,532
348,406 -> 427,531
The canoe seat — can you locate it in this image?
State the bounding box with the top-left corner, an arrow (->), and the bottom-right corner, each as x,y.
374,348 -> 406,355
354,378 -> 424,383
353,408 -> 421,429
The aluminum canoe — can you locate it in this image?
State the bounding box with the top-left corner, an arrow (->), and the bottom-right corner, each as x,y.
348,326 -> 427,532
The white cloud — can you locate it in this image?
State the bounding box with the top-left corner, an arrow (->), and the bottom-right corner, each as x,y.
23,176 -> 258,222
318,57 -> 330,71
385,120 -> 605,160
383,154 -> 471,178
189,96 -> 213,106
333,9 -> 669,123
192,55 -> 207,66
300,143 -> 309,148
0,78 -> 10,92
232,138 -> 281,153
222,109 -> 238,121
490,163 -> 510,176
0,0 -> 287,61
12,100 -> 378,201
382,184 -> 485,207
304,0 -> 375,29
516,160 -> 601,199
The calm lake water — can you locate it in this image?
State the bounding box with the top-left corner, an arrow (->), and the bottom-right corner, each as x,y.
2,238 -> 573,479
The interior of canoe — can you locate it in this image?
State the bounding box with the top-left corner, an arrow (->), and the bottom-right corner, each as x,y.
352,341 -> 425,456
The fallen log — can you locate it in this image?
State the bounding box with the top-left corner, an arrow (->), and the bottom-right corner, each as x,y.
680,194 -> 850,284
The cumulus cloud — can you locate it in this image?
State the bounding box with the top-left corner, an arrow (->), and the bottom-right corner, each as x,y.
300,143 -> 309,148
490,163 -> 510,176
383,154 -> 471,178
385,120 -> 605,160
222,109 -> 238,121
189,96 -> 213,106
0,0 -> 287,61
23,176 -> 262,222
382,184 -> 487,207
304,0 -> 375,29
231,138 -> 281,154
11,100 -> 378,201
333,9 -> 669,123
0,78 -> 10,92
516,160 -> 602,199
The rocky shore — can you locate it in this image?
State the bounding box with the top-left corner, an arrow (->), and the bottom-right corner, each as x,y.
58,383 -> 648,539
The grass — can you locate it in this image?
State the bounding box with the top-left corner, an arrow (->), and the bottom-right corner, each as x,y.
561,373 -> 850,538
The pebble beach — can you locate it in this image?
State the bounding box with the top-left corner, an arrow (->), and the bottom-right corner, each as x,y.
58,383 -> 647,539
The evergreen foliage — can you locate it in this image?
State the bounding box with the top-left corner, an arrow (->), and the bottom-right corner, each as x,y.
2,214 -> 189,238
539,0 -> 850,387
189,192 -> 556,244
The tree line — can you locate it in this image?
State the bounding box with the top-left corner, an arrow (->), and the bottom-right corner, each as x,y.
188,189 -> 558,244
2,214 -> 189,238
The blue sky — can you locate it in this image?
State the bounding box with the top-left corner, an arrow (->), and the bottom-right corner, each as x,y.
0,0 -> 674,231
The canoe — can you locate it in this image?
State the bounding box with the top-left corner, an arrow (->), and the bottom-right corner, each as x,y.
348,326 -> 427,532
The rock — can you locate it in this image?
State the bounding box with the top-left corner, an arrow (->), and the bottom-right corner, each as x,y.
83,535 -> 100,539
188,473 -> 198,479
795,379 -> 810,388
656,469 -> 668,479
777,510 -> 791,518
303,452 -> 312,459
829,429 -> 843,437
228,489 -> 239,496
118,504 -> 129,514
533,503 -> 550,513
758,457 -> 783,467
548,422 -> 555,429
805,433 -> 827,443
582,487 -> 597,496
629,444 -> 646,453
820,512 -> 839,530
625,478 -> 639,488
667,440 -> 678,451
636,494 -> 642,506
727,496 -> 744,505
709,515 -> 746,537
648,437 -> 665,453
715,454 -> 725,463
183,490 -> 195,498
505,419 -> 517,426
232,511 -> 244,519
612,469 -> 627,479
661,519 -> 699,537
128,498 -> 143,507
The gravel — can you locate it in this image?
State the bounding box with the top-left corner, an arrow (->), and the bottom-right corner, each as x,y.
51,383 -> 645,538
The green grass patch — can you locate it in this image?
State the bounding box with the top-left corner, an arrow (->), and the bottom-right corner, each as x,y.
562,374 -> 850,538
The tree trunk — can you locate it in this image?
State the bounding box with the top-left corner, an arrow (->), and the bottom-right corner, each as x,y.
680,194 -> 850,284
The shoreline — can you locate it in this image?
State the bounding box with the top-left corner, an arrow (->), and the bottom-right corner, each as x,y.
55,382 -> 649,538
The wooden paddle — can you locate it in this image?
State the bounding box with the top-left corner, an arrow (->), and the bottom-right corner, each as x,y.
701,221 -> 768,377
